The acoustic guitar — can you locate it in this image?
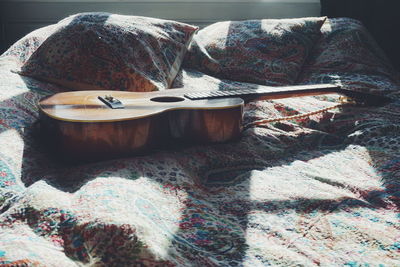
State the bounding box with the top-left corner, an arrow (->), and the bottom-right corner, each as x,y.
38,84 -> 391,161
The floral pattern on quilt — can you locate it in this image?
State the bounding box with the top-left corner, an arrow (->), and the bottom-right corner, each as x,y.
185,17 -> 326,86
1,17 -> 400,266
19,12 -> 198,92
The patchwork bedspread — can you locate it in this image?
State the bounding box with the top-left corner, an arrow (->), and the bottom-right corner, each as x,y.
1,18 -> 400,266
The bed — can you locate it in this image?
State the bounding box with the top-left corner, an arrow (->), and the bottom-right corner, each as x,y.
0,12 -> 399,266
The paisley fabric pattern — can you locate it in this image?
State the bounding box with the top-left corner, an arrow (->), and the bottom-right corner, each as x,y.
19,13 -> 198,92
1,17 -> 400,266
2,24 -> 57,67
185,17 -> 326,86
298,18 -> 400,92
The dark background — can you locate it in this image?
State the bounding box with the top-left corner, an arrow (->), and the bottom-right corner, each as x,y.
321,0 -> 400,70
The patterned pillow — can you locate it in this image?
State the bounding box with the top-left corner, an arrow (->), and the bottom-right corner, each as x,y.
298,18 -> 400,95
2,24 -> 57,66
19,13 -> 198,92
299,18 -> 398,80
184,17 -> 326,86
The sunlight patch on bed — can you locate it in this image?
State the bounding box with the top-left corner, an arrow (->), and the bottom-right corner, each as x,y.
0,67 -> 31,101
72,176 -> 188,259
0,129 -> 24,187
0,85 -> 30,102
20,180 -> 72,209
0,223 -> 77,266
248,145 -> 382,202
244,145 -> 384,265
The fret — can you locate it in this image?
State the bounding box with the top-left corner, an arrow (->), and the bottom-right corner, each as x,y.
211,91 -> 226,96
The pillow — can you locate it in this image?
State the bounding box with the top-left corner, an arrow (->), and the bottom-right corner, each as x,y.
299,18 -> 397,79
184,17 -> 326,86
320,0 -> 400,71
19,13 -> 198,92
297,18 -> 400,95
2,24 -> 57,66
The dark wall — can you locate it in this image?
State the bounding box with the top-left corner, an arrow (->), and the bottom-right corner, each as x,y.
0,3 -> 4,54
321,0 -> 400,70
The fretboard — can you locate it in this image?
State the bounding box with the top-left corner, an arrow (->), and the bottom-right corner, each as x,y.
184,84 -> 340,100
183,83 -> 391,106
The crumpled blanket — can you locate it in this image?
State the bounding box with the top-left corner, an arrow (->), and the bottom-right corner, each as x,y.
0,18 -> 400,266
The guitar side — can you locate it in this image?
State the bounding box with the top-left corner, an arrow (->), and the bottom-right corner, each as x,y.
39,90 -> 244,161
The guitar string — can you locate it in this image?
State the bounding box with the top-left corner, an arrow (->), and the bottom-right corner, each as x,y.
244,97 -> 355,129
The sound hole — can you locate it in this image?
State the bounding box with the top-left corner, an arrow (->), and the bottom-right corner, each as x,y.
150,96 -> 185,103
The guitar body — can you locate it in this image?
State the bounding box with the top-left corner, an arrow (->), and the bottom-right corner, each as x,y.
39,89 -> 244,161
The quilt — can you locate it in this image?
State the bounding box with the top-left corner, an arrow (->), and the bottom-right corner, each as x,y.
0,18 -> 400,266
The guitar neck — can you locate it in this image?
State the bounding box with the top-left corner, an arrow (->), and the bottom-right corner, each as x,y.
183,83 -> 391,106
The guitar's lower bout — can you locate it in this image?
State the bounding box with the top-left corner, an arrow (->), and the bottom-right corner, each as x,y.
39,105 -> 243,162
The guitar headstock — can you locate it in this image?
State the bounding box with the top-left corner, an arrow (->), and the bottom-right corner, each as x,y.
338,88 -> 393,106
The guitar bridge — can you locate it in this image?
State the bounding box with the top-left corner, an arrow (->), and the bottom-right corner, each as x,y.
98,95 -> 124,109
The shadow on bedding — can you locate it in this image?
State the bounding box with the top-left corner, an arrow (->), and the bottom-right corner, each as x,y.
164,145 -> 400,264
6,92 -> 364,265
1,81 -> 398,265
4,68 -> 398,265
2,18 -> 400,265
